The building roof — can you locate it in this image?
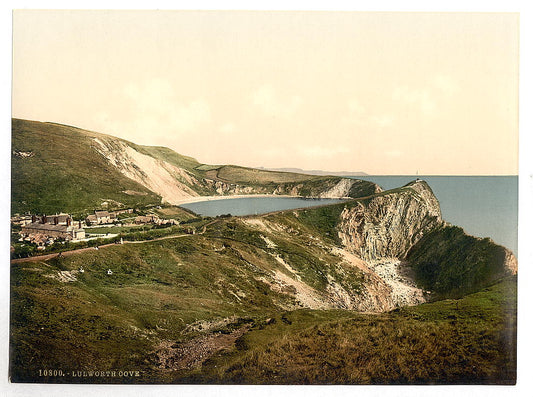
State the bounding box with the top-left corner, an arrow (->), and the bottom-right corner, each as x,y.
22,222 -> 83,232
22,222 -> 69,232
94,210 -> 110,218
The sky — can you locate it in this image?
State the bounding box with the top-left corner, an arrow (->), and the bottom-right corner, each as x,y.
12,10 -> 519,175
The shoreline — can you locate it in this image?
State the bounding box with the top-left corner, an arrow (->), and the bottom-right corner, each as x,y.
171,194 -> 340,206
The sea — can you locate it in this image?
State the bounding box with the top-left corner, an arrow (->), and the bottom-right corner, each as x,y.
180,197 -> 346,218
180,176 -> 518,255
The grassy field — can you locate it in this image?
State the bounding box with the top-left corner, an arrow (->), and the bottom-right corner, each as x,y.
152,206 -> 198,222
214,165 -> 334,184
9,205 -> 516,384
182,277 -> 516,384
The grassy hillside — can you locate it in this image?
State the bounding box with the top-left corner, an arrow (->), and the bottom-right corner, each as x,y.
9,228 -> 516,384
11,119 -> 379,215
406,225 -> 513,298
11,119 -> 161,215
213,165 -> 337,184
185,277 -> 516,384
9,202 -> 516,384
10,122 -> 516,384
9,214 -> 360,383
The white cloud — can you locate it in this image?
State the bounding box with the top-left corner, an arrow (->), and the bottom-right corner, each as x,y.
371,114 -> 395,128
251,84 -> 302,118
385,150 -> 403,158
392,86 -> 437,116
170,100 -> 211,132
348,99 -> 366,115
122,79 -> 211,133
344,98 -> 394,129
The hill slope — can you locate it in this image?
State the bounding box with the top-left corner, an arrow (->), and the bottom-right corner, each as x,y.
9,182 -> 517,383
11,119 -> 380,215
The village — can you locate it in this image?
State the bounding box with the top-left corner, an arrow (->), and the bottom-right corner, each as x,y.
11,208 -> 179,251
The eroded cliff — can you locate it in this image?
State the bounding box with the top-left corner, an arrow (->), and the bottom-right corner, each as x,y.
91,135 -> 380,204
337,180 -> 443,261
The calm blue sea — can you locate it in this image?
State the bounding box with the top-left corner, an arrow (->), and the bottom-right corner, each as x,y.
180,197 -> 346,218
351,176 -> 518,255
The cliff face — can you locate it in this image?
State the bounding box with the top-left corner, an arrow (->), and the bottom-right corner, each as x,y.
92,137 -> 201,204
91,135 -> 380,203
337,180 -> 443,262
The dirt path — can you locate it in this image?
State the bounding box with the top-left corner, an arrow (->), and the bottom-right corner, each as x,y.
10,243 -> 118,264
156,325 -> 250,371
10,234 -> 189,264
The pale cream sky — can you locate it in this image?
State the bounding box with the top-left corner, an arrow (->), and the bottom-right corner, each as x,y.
12,10 -> 518,175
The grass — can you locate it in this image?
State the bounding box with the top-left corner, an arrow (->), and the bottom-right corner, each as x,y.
9,166 -> 516,385
407,225 -> 512,298
215,165 -> 329,184
11,119 -> 161,215
183,277 -> 516,385
152,206 -> 198,222
9,208 -> 516,384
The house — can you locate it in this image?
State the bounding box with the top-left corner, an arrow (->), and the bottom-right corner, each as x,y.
85,214 -> 98,225
94,210 -> 113,224
134,215 -> 159,224
10,215 -> 33,226
86,210 -> 117,225
21,215 -> 86,243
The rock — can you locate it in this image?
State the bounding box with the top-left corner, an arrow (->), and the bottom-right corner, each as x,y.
337,180 -> 443,262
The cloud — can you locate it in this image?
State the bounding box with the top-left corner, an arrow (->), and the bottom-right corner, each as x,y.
251,84 -> 302,118
343,98 -> 395,129
371,114 -> 395,128
92,78 -> 212,148
385,150 -> 403,158
392,75 -> 460,118
348,99 -> 366,115
392,86 -> 437,116
122,79 -> 211,133
170,100 -> 211,132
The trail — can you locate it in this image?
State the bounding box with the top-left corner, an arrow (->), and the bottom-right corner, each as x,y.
11,219 -> 221,264
155,325 -> 250,371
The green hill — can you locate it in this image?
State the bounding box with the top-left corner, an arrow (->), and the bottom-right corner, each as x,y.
11,118 -> 379,216
9,191 -> 516,384
11,119 -> 161,215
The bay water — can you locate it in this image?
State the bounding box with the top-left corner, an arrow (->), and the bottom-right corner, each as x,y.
180,197 -> 346,218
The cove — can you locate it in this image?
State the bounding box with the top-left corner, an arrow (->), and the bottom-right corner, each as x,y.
179,196 -> 347,217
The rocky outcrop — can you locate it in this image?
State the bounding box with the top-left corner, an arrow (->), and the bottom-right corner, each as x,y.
318,179 -> 357,198
327,180 -> 443,309
337,180 -> 443,262
504,248 -> 518,275
92,137 -> 200,204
